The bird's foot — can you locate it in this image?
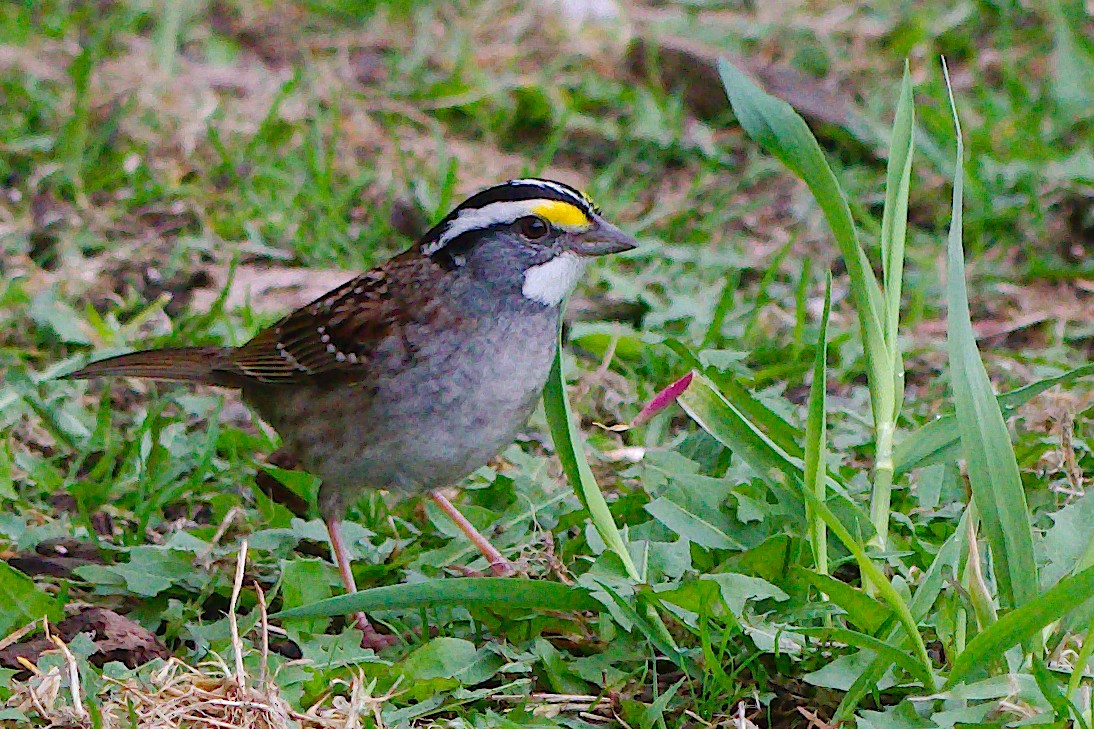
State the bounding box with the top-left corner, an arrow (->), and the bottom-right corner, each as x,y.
354,612 -> 398,650
489,558 -> 517,577
446,558 -> 519,578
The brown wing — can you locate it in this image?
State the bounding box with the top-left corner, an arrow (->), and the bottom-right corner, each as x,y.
229,251 -> 442,385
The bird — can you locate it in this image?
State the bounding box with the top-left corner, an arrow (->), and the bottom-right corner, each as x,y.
67,178 -> 638,648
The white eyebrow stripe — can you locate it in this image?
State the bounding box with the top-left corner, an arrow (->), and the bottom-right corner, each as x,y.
422,198 -> 588,256
508,178 -> 587,205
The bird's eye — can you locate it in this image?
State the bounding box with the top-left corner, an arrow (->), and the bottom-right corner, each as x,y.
515,216 -> 549,240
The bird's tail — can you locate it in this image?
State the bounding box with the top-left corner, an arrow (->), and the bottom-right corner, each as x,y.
65,346 -> 239,386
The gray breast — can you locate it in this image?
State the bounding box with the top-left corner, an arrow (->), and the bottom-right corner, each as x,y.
254,297 -> 560,517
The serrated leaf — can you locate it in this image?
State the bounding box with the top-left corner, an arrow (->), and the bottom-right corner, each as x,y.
644,497 -> 739,550
702,572 -> 788,617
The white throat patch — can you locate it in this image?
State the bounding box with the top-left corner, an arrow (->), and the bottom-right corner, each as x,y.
522,252 -> 585,306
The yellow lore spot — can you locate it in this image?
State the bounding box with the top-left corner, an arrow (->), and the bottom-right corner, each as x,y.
530,200 -> 592,230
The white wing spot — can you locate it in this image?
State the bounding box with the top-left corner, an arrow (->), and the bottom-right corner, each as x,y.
275,341 -> 313,373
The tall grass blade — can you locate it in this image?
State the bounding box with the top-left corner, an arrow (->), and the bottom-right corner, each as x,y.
835,513 -> 968,720
718,58 -> 914,552
678,372 -> 874,531
868,67 -> 916,550
804,274 -> 832,577
797,626 -> 932,686
543,345 -> 641,582
798,484 -> 936,690
942,64 -> 1039,619
543,342 -> 679,648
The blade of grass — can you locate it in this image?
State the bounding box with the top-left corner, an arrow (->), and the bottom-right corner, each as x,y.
273,577 -> 599,619
543,342 -> 678,649
798,483 -> 936,690
664,338 -> 805,458
543,345 -> 641,582
894,363 -> 1094,476
794,569 -> 892,634
797,626 -> 932,686
677,372 -> 873,533
942,63 -> 1039,621
869,65 -> 916,551
946,562 -> 1094,688
804,274 -> 832,579
719,59 -> 915,554
834,510 -> 968,720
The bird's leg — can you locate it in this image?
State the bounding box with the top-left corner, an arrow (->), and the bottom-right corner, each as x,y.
428,490 -> 516,577
325,518 -> 395,649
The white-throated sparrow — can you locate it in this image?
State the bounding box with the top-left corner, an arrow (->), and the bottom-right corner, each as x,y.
69,178 -> 637,647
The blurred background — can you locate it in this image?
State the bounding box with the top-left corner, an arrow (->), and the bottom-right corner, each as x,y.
1,1 -> 1090,356
0,1 -> 1091,726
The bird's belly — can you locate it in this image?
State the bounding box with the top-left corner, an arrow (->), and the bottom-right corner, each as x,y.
249,315 -> 557,515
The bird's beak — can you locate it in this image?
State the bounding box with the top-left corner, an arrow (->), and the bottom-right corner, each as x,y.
568,217 -> 639,257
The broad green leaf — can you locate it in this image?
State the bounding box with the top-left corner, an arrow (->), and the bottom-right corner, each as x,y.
273,577 -> 599,620
0,562 -> 63,638
279,558 -> 333,636
1041,490 -> 1094,589
703,572 -> 788,616
946,562 -> 1094,687
804,651 -> 898,693
943,73 -> 1038,618
399,637 -> 478,681
75,546 -> 193,597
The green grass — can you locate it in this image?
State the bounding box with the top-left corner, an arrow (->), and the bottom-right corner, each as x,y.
1,0 -> 1092,726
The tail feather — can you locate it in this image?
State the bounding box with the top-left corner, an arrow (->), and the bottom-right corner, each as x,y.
65,347 -> 240,387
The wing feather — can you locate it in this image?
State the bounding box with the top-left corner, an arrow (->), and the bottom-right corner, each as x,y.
228,252 -> 444,385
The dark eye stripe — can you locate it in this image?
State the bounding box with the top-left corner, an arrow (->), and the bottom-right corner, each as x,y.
428,223 -> 504,270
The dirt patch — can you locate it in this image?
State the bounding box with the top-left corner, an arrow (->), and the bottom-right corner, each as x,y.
0,608 -> 169,671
